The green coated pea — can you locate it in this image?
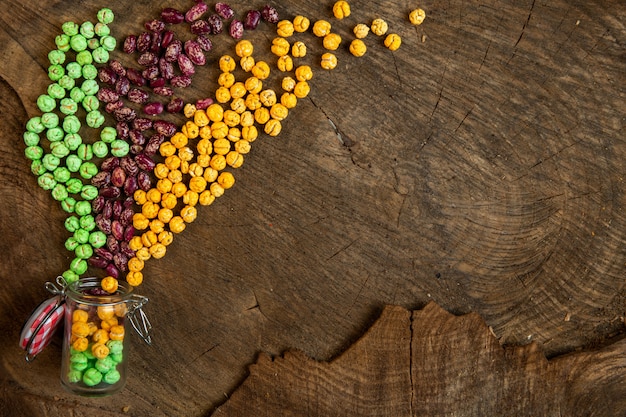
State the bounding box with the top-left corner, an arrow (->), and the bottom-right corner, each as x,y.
87,38 -> 100,50
51,183 -> 69,201
65,216 -> 80,232
110,139 -> 129,157
66,155 -> 82,173
41,112 -> 59,129
79,214 -> 96,231
100,36 -> 116,51
70,34 -> 87,52
50,141 -> 70,158
24,131 -> 40,146
25,146 -> 43,160
80,21 -> 95,38
60,98 -> 78,115
62,21 -> 79,36
62,269 -> 79,284
55,34 -> 71,52
37,173 -> 57,190
66,369 -> 83,384
74,228 -> 90,244
82,64 -> 98,80
75,244 -> 93,260
67,62 -> 83,79
48,49 -> 66,65
95,356 -> 115,373
91,141 -> 108,158
74,200 -> 92,216
103,369 -> 120,384
26,117 -> 45,133
94,22 -> 110,37
110,352 -> 123,363
92,46 -> 110,63
63,115 -> 81,133
37,94 -> 56,112
47,83 -> 66,99
100,126 -> 116,143
61,196 -> 77,213
42,153 -> 61,171
53,167 -> 71,183
66,178 -> 84,193
58,75 -> 75,90
82,368 -> 103,387
79,162 -> 98,179
80,184 -> 98,200
86,110 -> 105,128
82,95 -> 99,112
76,144 -> 93,161
65,236 -> 79,251
64,133 -> 82,151
46,126 -> 64,142
48,64 -> 65,81
69,87 -> 85,104
89,231 -> 107,248
76,50 -> 93,66
81,79 -> 99,96
31,160 -> 46,176
97,8 -> 115,24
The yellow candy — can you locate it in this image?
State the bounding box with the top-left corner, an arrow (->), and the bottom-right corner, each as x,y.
271,37 -> 290,56
171,181 -> 187,197
235,39 -> 254,57
277,20 -> 295,37
353,23 -> 369,39
109,325 -> 125,341
240,111 -> 254,127
198,190 -> 215,206
181,205 -> 197,223
92,329 -> 109,344
161,193 -> 178,209
293,15 -> 310,32
101,276 -> 118,294
254,107 -> 270,125
141,230 -> 158,247
323,33 -> 342,51
218,172 -> 236,189
260,89 -> 277,107
182,121 -> 199,139
281,92 -> 298,109
71,321 -> 90,338
135,248 -> 151,261
264,119 -> 282,136
193,110 -> 209,127
228,127 -> 241,142
234,140 -> 251,154
72,337 -> 88,352
169,216 -> 186,233
210,182 -> 225,198
215,86 -> 231,103
211,121 -> 229,139
277,55 -> 294,72
349,39 -> 367,57
154,163 -> 169,179
178,146 -> 194,162
409,8 -> 426,25
333,1 -> 351,19
223,110 -> 241,127
101,317 -> 118,331
159,141 -> 176,157
244,77 -> 263,94
189,176 -> 208,193
295,65 -> 313,82
126,271 -> 143,287
129,236 -> 143,251
149,243 -> 167,259
240,55 -> 255,72
146,188 -> 162,203
97,305 -> 115,320
158,230 -> 174,246
384,33 -> 402,51
270,103 -> 289,121
158,207 -> 174,224
182,190 -> 199,207
72,309 -> 89,323
150,218 -> 165,234
213,138 -> 231,155
203,167 -> 219,183
291,41 -> 307,58
87,322 -> 98,336
164,155 -> 181,170
294,81 -> 311,98
92,343 -> 110,359
219,55 -> 236,72
134,189 -> 148,205
321,52 -> 338,69
128,256 -> 144,272
226,151 -> 244,168
251,61 -> 270,80
206,103 -> 224,122
218,71 -> 235,88
371,18 -> 388,36
312,20 -> 331,37
242,126 -> 258,142
245,93 -> 262,110
142,201 -> 159,219
210,154 -> 227,171
157,177 -> 174,193
183,103 -> 197,118
133,212 -> 149,230
282,76 -> 296,92
231,97 -> 247,114
188,162 -> 204,177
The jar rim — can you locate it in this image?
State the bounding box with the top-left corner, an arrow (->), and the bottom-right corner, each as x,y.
65,276 -> 134,306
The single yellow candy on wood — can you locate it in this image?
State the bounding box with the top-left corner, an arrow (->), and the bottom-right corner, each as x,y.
333,1 -> 351,19
371,18 -> 388,36
384,33 -> 402,51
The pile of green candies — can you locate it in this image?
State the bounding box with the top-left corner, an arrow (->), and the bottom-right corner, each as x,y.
22,8 -> 125,283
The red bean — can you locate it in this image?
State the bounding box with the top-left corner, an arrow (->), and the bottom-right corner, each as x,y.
113,200 -> 123,219
261,5 -> 279,23
105,100 -> 124,114
135,153 -> 156,171
97,87 -> 119,103
132,117 -> 153,131
196,97 -> 214,109
111,167 -> 126,187
229,19 -> 244,39
166,97 -> 184,114
123,35 -> 137,54
109,60 -> 126,76
100,186 -> 121,199
120,156 -> 139,176
215,2 -> 234,19
89,256 -> 110,269
96,214 -> 112,234
107,234 -> 120,252
95,247 -> 114,261
144,102 -> 164,115
113,252 -> 129,272
177,54 -> 195,76
138,52 -> 158,67
127,88 -> 149,104
195,35 -> 212,52
185,40 -> 205,65
105,263 -> 119,279
101,156 -> 120,172
137,32 -> 152,52
145,133 -> 166,155
191,20 -> 211,35
124,175 -> 138,196
115,76 -> 130,96
161,30 -> 175,48
159,58 -> 175,80
111,220 -> 124,241
171,75 -> 192,88
137,171 -> 152,191
154,86 -> 174,96
123,226 -> 136,243
141,65 -> 159,80
150,31 -> 163,53
207,15 -> 223,34
126,68 -> 146,86
91,171 -> 111,188
145,19 -> 165,32
161,7 -> 185,24
129,129 -> 146,145
92,195 -> 106,213
153,120 -> 177,137
120,208 -> 134,227
113,107 -> 137,122
244,10 -> 261,30
98,67 -> 117,85
150,77 -> 166,88
185,2 -> 208,22
164,40 -> 182,62
130,144 -> 144,155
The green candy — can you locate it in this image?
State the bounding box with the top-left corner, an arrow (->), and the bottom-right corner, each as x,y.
41,112 -> 59,129
60,98 -> 78,115
62,21 -> 79,36
83,348 -> 96,361
110,139 -> 129,157
37,94 -> 56,112
64,133 -> 82,151
74,228 -> 90,244
70,34 -> 87,52
66,369 -> 83,384
94,22 -> 110,37
100,126 -> 116,143
81,79 -> 99,96
80,185 -> 99,200
87,38 -> 100,50
74,200 -> 92,216
50,141 -> 70,158
103,369 -> 121,385
26,116 -> 45,133
70,257 -> 88,275
76,50 -> 93,66
65,216 -> 80,232
24,131 -> 40,146
53,167 -> 71,183
62,115 -> 81,134
25,146 -> 43,161
82,368 -> 103,387
79,162 -> 98,179
66,155 -> 83,173
80,21 -> 95,38
51,184 -> 68,201
86,110 -> 105,128
37,173 -> 56,190
109,352 -> 123,363
42,153 -> 60,171
79,214 -> 96,231
47,83 -> 66,99
106,340 -> 124,355
75,243 -> 93,259
97,8 -> 115,24
77,144 -> 93,161
66,178 -> 84,194
70,86 -> 86,103
55,34 -> 70,52
62,269 -> 79,284
46,126 -> 65,142
58,75 -> 75,91
65,236 -> 79,251
92,141 -> 108,158
95,356 -> 115,373
48,49 -> 66,65
70,352 -> 88,371
88,231 -> 107,248
92,46 -> 110,63
100,36 -> 116,52
82,64 -> 98,80
82,95 -> 99,112
48,64 -> 65,81
66,62 -> 83,79
61,196 -> 77,213
31,160 -> 46,176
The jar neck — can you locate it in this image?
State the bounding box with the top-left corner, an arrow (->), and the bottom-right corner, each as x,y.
65,277 -> 134,306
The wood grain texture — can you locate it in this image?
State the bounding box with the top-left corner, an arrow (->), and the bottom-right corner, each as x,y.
0,0 -> 624,415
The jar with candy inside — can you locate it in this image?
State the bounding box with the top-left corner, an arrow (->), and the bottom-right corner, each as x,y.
60,277 -> 150,396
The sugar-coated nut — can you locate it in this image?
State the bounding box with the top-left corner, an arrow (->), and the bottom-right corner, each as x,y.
293,15 -> 310,32
264,119 -> 282,136
313,20 -> 331,37
260,89 -> 277,107
251,61 -> 270,80
72,322 -> 90,338
240,56 -> 255,72
371,18 -> 388,36
277,55 -> 294,72
101,276 -> 118,293
293,81 -> 310,98
234,140 -> 251,154
72,309 -> 88,323
321,52 -> 338,69
169,216 -> 186,233
97,305 -> 115,321
181,205 -> 197,223
225,151 -> 244,168
270,103 -> 289,121
353,23 -> 369,38
72,337 -> 89,352
230,82 -> 247,99
95,356 -> 115,374
277,20 -> 295,37
295,65 -> 313,82
235,40 -> 254,57
323,33 -> 342,50
271,37 -> 290,56
82,368 -> 103,387
109,325 -> 125,341
349,39 -> 367,57
244,77 -> 263,94
215,86 -> 231,103
92,343 -> 110,360
282,76 -> 296,92
333,1 -> 351,19
291,41 -> 307,58
384,33 -> 402,51
127,270 -> 143,286
409,8 -> 426,25
198,190 -> 215,206
219,55 -> 236,72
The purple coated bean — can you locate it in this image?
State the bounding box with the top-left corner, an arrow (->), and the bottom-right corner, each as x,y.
207,14 -> 223,34
229,19 -> 243,39
261,5 -> 279,23
215,2 -> 234,19
244,9 -> 261,30
184,40 -> 205,65
185,2 -> 208,22
127,88 -> 149,104
170,75 -> 192,88
161,7 -> 185,24
177,54 -> 195,76
123,35 -> 137,54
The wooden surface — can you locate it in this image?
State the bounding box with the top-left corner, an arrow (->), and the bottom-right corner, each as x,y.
0,0 -> 624,415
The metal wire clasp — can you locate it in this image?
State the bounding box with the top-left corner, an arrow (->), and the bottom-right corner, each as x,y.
127,295 -> 152,345
44,275 -> 68,296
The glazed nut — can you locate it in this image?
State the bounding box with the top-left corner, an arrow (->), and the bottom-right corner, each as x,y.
251,61 -> 271,80
169,216 -> 186,233
92,343 -> 110,359
349,39 -> 367,57
264,119 -> 282,136
271,37 -> 290,56
323,33 -> 342,50
270,103 -> 289,121
240,56 -> 255,72
282,76 -> 296,92
409,8 -> 426,25
226,151 -> 244,168
207,103 -> 224,122
277,55 -> 294,72
291,41 -> 307,58
332,1 -> 351,19
353,23 -> 369,39
371,18 -> 388,36
295,65 -> 313,82
101,276 -> 118,293
293,81 -> 311,98
312,20 -> 331,37
384,33 -> 402,51
72,321 -> 90,338
109,325 -> 125,341
126,271 -> 143,286
235,40 -> 254,57
277,20 -> 295,37
218,72 -> 235,88
219,55 -> 236,73
293,15 -> 310,32
321,53 -> 338,70
218,171 -> 236,189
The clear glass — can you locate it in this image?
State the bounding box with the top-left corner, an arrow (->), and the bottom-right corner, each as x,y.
60,277 -> 135,396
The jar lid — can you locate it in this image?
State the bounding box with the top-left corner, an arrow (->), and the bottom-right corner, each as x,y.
19,295 -> 65,361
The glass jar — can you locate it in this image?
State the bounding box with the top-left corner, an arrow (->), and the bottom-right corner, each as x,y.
60,277 -> 150,396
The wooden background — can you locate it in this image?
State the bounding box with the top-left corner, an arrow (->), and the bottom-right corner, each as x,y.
0,0 -> 624,415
